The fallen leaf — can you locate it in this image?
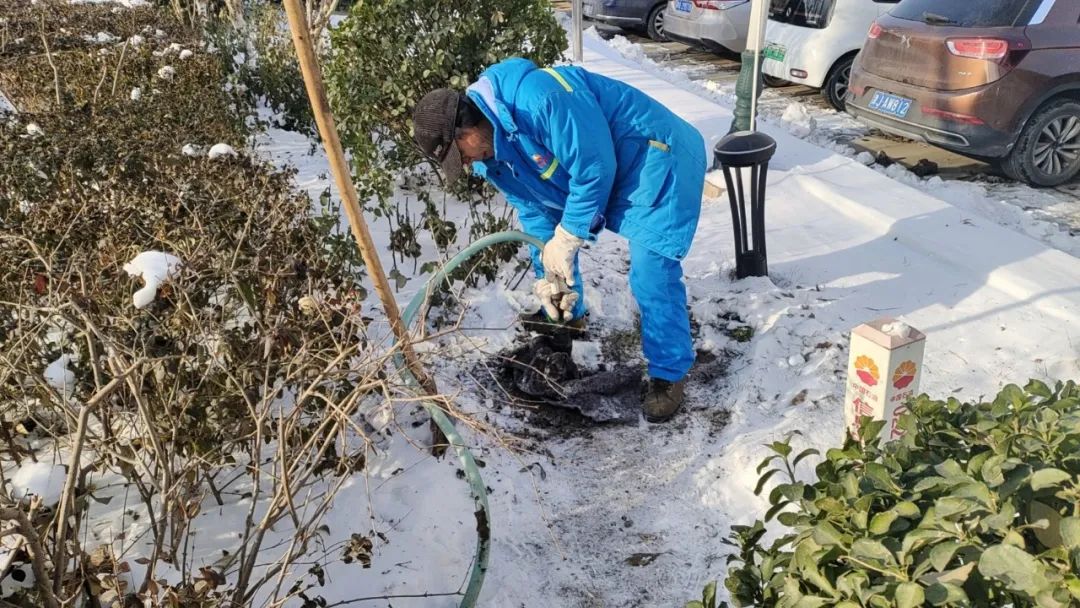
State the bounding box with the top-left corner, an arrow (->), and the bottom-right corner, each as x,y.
625,552 -> 664,566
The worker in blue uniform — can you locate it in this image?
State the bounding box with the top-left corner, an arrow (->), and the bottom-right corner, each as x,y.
412,57 -> 706,422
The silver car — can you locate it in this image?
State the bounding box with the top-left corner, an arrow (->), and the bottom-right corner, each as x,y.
664,0 -> 751,54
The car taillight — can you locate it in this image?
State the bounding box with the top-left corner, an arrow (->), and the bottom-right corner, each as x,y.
946,38 -> 1008,61
921,107 -> 986,126
868,22 -> 882,39
692,0 -> 745,9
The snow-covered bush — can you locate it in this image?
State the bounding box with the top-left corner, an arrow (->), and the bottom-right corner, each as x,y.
0,0 -> 187,62
324,0 -> 567,292
206,1 -> 319,136
0,3 -> 407,606
711,381 -> 1080,608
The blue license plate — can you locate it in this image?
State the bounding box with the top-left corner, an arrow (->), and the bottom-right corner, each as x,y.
675,0 -> 692,12
868,91 -> 913,119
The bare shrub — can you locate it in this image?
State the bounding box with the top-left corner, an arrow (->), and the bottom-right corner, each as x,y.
0,2 -> 432,606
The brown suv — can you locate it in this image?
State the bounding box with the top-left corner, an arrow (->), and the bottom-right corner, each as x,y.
847,0 -> 1080,187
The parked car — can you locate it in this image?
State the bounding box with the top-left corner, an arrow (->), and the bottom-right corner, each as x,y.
664,0 -> 752,54
847,0 -> 1080,187
761,0 -> 900,110
582,0 -> 671,41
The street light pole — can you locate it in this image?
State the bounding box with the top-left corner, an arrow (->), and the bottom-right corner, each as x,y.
572,0 -> 584,63
732,0 -> 769,132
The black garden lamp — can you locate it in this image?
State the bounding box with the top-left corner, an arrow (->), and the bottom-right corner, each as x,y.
713,130 -> 777,279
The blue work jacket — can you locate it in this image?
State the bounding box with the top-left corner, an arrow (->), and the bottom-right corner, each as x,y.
466,58 -> 706,261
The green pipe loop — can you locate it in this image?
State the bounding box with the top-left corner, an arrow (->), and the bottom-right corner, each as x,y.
394,230 -> 542,607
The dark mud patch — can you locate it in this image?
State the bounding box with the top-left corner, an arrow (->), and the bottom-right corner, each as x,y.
463,332 -> 735,442
458,332 -> 645,440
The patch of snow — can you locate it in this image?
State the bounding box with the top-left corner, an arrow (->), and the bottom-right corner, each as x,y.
44,318 -> 76,348
9,461 -> 67,506
122,251 -> 182,309
207,285 -> 255,331
0,562 -> 34,597
26,123 -> 43,137
129,87 -> 141,102
780,102 -> 817,139
601,28 -> 647,63
181,144 -> 201,157
882,321 -> 913,338
156,65 -> 176,80
207,143 -> 237,159
179,49 -> 193,60
44,354 -> 76,396
572,340 -> 603,371
127,34 -> 145,47
83,31 -> 118,44
855,151 -> 876,166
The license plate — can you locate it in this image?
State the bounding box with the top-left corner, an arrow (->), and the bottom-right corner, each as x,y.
868,91 -> 913,119
763,43 -> 786,62
675,0 -> 692,12
582,2 -> 594,16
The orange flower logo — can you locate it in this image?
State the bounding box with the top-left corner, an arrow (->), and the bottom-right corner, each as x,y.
892,360 -> 917,390
854,355 -> 880,387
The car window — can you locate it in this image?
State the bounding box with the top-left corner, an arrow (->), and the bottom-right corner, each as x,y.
889,0 -> 1041,27
769,0 -> 835,29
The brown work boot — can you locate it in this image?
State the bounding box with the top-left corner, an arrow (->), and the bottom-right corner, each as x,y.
642,377 -> 687,423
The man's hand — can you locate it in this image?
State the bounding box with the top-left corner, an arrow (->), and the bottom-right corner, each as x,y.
541,224 -> 584,286
533,275 -> 579,322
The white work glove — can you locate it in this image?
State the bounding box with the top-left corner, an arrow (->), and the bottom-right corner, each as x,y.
541,224 -> 584,287
533,275 -> 579,322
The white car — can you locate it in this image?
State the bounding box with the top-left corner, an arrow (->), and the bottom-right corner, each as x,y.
761,0 -> 900,110
664,0 -> 752,55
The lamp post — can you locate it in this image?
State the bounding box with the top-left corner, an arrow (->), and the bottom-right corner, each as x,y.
572,0 -> 584,63
713,130 -> 776,279
731,0 -> 769,132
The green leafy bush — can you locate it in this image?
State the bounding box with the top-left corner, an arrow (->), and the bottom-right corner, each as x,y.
717,381 -> 1080,608
324,0 -> 566,294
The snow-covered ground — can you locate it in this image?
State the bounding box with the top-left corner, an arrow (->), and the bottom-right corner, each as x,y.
8,13 -> 1080,608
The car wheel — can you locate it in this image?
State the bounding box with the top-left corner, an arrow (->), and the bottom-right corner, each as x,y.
1002,99 -> 1080,187
821,55 -> 855,112
646,3 -> 668,41
762,74 -> 791,88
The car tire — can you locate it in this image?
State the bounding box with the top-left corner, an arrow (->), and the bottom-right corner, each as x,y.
1001,99 -> 1080,188
821,54 -> 855,112
762,74 -> 791,88
646,3 -> 668,42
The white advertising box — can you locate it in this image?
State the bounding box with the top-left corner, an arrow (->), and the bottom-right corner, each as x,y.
844,318 -> 926,443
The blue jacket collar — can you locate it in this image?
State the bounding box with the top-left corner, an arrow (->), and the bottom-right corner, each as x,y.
465,57 -> 542,166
